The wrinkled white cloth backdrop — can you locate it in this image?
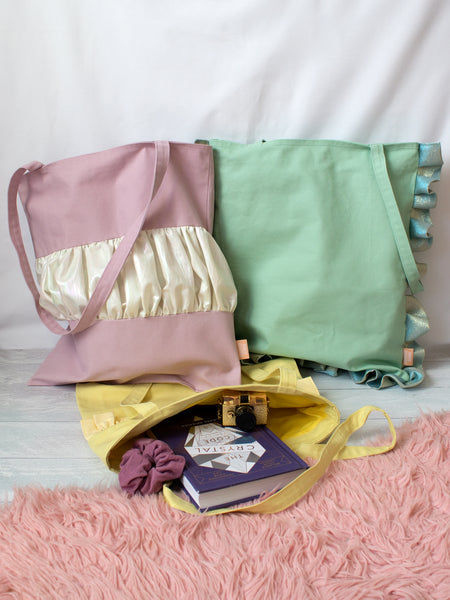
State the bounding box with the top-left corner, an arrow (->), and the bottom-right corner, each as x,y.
1,0 -> 449,351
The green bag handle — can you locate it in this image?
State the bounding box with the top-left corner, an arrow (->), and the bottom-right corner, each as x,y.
163,404 -> 396,515
370,144 -> 423,295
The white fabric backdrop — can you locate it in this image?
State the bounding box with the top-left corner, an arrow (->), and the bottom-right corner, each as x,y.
1,0 -> 449,351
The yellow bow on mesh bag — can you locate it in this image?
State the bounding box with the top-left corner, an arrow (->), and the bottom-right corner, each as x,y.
76,358 -> 396,515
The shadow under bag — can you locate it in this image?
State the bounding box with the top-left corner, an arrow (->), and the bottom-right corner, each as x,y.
209,139 -> 443,388
8,141 -> 241,391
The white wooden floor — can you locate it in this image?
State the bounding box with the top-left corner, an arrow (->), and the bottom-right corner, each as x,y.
1,348 -> 449,502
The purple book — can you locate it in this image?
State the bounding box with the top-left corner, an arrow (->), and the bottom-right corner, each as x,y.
151,408 -> 308,510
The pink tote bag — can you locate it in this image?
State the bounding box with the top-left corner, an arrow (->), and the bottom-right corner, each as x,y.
8,141 -> 241,390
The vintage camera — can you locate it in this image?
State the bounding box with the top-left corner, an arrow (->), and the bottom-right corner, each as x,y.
218,393 -> 269,432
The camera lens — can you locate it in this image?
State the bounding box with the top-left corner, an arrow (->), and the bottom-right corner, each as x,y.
235,405 -> 257,431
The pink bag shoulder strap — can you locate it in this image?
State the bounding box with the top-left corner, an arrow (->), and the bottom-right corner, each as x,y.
8,141 -> 170,336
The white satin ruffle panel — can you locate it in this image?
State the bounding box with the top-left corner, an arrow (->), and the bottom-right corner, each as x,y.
35,226 -> 237,321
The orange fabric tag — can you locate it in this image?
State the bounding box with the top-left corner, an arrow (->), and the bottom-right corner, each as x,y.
402,347 -> 414,366
236,339 -> 250,360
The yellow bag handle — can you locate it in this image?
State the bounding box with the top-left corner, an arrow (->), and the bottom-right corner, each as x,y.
241,359 -> 300,390
162,405 -> 396,515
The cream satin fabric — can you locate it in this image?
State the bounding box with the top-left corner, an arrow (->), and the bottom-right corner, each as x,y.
36,226 -> 237,321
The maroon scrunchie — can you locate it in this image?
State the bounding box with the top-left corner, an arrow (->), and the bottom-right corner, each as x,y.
119,438 -> 185,495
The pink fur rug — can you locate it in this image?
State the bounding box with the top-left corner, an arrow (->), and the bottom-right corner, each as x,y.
1,411 -> 449,600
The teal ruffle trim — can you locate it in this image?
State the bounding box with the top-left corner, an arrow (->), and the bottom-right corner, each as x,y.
349,143 -> 443,389
410,143 -> 443,251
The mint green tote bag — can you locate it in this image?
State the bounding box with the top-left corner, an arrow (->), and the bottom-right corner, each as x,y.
209,139 -> 442,388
